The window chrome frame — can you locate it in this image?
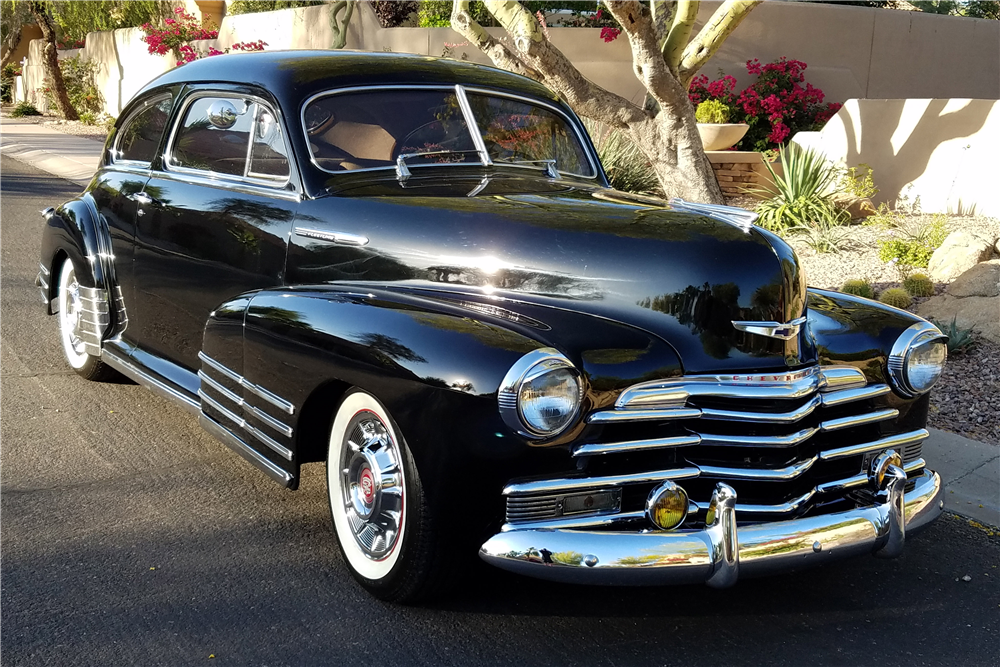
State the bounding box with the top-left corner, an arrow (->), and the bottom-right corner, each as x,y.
300,84 -> 599,180
164,91 -> 293,190
111,93 -> 174,167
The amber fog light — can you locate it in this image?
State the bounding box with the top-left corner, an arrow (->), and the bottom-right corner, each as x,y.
646,481 -> 689,530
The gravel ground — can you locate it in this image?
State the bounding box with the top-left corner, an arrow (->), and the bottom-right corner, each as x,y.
727,195 -> 1000,446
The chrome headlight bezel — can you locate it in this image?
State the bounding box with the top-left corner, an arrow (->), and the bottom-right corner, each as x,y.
498,347 -> 583,438
887,321 -> 948,398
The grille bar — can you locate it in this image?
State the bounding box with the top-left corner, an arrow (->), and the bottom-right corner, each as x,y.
819,429 -> 928,461
503,467 -> 700,497
572,434 -> 700,457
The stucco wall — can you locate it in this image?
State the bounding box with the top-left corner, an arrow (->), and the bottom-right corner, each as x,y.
793,99 -> 1000,217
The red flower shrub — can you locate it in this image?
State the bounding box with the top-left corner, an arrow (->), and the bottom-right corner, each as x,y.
140,7 -> 219,57
689,57 -> 842,152
176,40 -> 267,67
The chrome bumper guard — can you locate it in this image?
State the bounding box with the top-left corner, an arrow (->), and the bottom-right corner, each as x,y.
480,468 -> 943,587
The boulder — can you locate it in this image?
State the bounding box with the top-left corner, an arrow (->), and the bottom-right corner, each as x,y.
918,260 -> 1000,344
948,259 -> 1000,298
927,231 -> 995,283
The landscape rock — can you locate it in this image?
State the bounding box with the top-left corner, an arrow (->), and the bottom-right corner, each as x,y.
927,231 -> 995,282
947,260 -> 1000,298
918,260 -> 1000,344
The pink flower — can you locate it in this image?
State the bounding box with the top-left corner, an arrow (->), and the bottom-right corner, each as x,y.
600,26 -> 621,42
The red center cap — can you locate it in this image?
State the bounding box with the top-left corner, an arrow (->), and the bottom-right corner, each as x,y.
359,467 -> 375,503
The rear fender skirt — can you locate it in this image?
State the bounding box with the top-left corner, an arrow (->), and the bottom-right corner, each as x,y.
40,195 -> 119,334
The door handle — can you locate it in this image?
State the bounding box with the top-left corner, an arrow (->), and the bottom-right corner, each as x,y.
133,192 -> 159,206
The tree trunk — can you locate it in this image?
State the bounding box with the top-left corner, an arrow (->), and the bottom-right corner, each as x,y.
27,1 -> 77,120
1,30 -> 23,71
631,111 -> 723,202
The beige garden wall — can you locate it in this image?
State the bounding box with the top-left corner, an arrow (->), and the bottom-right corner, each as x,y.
793,99 -> 1000,217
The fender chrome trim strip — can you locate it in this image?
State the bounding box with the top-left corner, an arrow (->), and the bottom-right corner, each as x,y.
197,351 -> 295,415
199,414 -> 293,487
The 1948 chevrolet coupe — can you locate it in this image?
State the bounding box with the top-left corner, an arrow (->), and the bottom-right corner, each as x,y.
38,51 -> 947,603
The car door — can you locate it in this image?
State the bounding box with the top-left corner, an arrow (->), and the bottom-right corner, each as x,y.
87,92 -> 176,349
131,89 -> 299,376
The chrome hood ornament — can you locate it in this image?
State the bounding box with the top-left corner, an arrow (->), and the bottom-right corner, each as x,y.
732,316 -> 807,341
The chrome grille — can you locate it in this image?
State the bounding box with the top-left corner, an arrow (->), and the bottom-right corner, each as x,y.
503,365 -> 928,531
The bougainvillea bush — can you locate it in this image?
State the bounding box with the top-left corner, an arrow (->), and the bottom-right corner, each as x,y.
140,7 -> 219,57
177,40 -> 268,66
689,57 -> 842,152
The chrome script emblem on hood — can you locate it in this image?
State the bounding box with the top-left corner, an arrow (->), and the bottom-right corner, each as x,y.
732,316 -> 807,341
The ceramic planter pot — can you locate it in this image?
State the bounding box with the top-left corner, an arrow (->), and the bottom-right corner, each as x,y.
696,123 -> 750,151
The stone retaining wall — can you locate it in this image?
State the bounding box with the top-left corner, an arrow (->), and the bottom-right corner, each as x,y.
706,152 -> 778,199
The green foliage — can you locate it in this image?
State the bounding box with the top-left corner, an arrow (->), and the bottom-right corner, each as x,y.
10,100 -> 40,117
1,62 -> 19,103
695,99 -> 731,124
753,144 -> 848,232
789,217 -> 851,253
228,1 -> 325,16
583,118 -> 661,196
839,163 -> 878,199
51,1 -> 173,43
878,288 -> 913,310
903,273 -> 935,297
876,214 -> 948,269
54,55 -> 102,116
932,317 -> 976,355
841,279 -> 874,299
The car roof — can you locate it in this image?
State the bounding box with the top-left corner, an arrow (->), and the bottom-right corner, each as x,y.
137,50 -> 563,107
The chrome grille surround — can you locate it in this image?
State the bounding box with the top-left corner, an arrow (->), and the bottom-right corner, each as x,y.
504,365 -> 929,531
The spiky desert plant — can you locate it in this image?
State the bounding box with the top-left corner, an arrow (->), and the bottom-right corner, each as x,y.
753,144 -> 848,233
903,273 -> 935,297
841,279 -> 874,299
878,288 -> 913,310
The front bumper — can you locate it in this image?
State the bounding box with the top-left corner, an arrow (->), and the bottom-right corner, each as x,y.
480,468 -> 943,587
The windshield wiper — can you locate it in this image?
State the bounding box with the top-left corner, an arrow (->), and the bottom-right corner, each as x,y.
395,150 -> 484,183
492,158 -> 560,179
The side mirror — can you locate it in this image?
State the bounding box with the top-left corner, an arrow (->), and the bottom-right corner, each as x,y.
257,110 -> 275,139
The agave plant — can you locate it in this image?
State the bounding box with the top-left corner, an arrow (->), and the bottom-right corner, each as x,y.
753,144 -> 848,232
582,118 -> 662,197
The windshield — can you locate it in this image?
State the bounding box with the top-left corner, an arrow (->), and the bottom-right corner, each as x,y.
302,87 -> 595,178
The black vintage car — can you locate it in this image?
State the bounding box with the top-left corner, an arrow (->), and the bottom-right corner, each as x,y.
38,51 -> 947,602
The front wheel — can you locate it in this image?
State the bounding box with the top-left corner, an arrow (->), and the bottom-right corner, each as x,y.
326,390 -> 446,603
56,259 -> 115,381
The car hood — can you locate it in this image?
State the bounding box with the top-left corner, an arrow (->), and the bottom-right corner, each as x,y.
289,176 -> 811,373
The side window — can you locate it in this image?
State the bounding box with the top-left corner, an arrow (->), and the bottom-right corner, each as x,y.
116,95 -> 172,164
248,109 -> 289,180
169,95 -> 289,182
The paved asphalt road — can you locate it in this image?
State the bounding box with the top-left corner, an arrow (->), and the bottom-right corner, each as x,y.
2,155 -> 999,667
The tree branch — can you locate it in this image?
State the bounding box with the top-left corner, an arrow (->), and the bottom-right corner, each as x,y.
603,1 -> 687,115
456,0 -> 645,127
451,1 -> 541,81
329,1 -> 354,50
649,1 -> 677,44
677,0 -> 761,88
662,0 -> 698,71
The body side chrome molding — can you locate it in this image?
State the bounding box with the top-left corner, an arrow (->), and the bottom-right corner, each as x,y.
199,390 -> 293,461
102,347 -> 200,415
292,227 -> 369,247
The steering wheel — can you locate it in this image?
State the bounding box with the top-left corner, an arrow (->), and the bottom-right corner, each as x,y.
305,105 -> 336,136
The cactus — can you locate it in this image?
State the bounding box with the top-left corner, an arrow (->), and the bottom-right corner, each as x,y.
695,99 -> 732,124
841,279 -> 874,299
878,288 -> 913,310
903,273 -> 934,297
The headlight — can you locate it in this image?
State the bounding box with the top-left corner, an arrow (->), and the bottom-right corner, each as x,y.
888,322 -> 948,397
499,348 -> 582,438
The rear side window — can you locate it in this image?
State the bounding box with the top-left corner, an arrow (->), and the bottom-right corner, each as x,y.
116,95 -> 172,164
169,95 -> 289,183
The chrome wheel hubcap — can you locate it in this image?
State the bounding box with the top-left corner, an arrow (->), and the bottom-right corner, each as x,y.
340,413 -> 403,559
62,270 -> 86,355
